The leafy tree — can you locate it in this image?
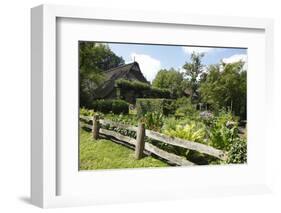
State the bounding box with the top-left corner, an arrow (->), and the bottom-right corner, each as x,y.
182,52 -> 205,100
152,68 -> 184,97
79,42 -> 124,107
198,64 -> 221,109
199,61 -> 246,119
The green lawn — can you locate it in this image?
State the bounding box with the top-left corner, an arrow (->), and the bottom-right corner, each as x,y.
79,128 -> 168,170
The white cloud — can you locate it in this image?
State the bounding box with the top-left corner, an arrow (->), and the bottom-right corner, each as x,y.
222,54 -> 247,70
179,67 -> 185,74
128,53 -> 161,82
182,47 -> 214,54
222,54 -> 247,63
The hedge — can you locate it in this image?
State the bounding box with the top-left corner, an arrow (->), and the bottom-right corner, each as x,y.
150,87 -> 171,99
115,79 -> 150,91
136,98 -> 175,117
115,79 -> 172,99
92,99 -> 129,114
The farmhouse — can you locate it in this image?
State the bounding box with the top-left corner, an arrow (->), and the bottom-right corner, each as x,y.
93,62 -> 149,102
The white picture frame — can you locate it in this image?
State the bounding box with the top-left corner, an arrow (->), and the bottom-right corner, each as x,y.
31,4 -> 274,208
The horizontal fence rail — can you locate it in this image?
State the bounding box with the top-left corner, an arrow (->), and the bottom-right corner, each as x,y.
79,115 -> 227,165
99,128 -> 137,146
144,143 -> 195,166
80,115 -> 138,132
100,119 -> 138,132
145,130 -> 227,160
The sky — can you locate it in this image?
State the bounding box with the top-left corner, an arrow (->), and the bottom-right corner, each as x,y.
107,43 -> 247,82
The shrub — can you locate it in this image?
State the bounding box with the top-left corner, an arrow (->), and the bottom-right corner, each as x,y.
162,117 -> 178,131
115,79 -> 150,91
115,79 -> 172,99
80,107 -> 94,116
92,100 -> 112,113
136,98 -> 174,117
226,138 -> 247,164
208,110 -> 239,150
92,99 -> 129,114
142,111 -> 164,131
112,100 -> 129,114
174,97 -> 199,119
163,122 -> 206,143
150,87 -> 171,99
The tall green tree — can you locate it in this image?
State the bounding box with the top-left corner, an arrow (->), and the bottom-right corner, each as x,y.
152,68 -> 184,97
182,52 -> 205,100
79,42 -> 124,107
199,61 -> 247,119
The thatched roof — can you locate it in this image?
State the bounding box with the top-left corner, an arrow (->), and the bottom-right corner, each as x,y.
94,62 -> 148,99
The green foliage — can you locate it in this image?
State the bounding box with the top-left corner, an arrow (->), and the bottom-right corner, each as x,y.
80,107 -> 94,117
150,87 -> 171,99
162,117 -> 178,131
92,99 -> 129,114
115,79 -> 172,99
92,100 -> 112,114
79,42 -> 125,75
115,79 -> 150,91
112,100 -> 129,114
152,68 -> 184,97
199,61 -> 247,119
142,112 -> 164,131
79,128 -> 168,170
208,110 -> 239,150
174,97 -> 199,119
163,122 -> 206,144
182,52 -> 205,100
136,98 -> 174,117
79,42 -> 124,108
104,113 -> 138,126
226,138 -> 247,164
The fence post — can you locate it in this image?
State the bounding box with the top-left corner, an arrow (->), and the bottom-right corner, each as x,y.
135,122 -> 145,159
92,114 -> 99,140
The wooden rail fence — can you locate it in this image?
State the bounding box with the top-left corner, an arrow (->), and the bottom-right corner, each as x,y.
80,115 -> 227,166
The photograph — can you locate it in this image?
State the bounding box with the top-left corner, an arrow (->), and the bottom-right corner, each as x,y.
79,41 -> 247,170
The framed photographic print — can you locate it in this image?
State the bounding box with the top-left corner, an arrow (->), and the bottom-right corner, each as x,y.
31,4 -> 274,208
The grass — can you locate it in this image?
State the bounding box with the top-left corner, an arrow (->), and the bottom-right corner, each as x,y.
79,128 -> 169,170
